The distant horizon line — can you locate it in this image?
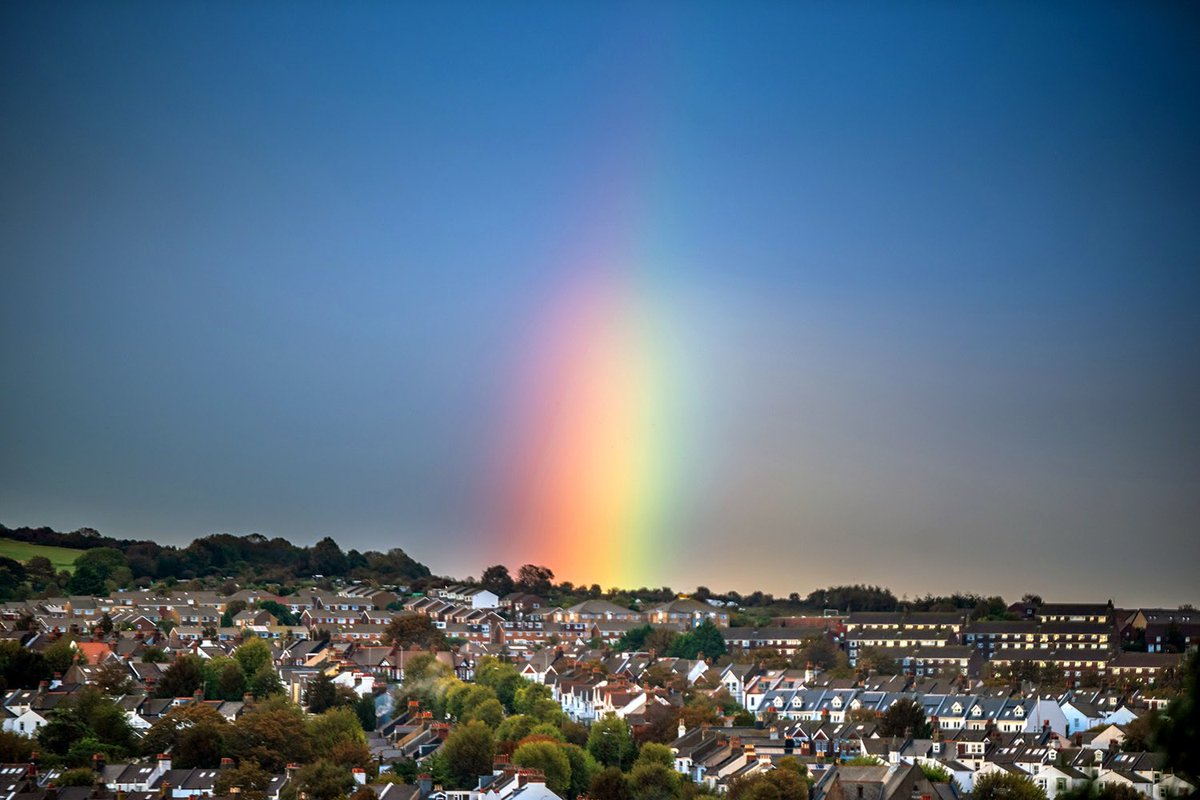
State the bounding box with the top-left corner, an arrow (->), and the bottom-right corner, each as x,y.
2,521 -> 1196,610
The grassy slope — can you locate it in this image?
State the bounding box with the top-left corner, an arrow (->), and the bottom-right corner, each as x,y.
0,538 -> 85,573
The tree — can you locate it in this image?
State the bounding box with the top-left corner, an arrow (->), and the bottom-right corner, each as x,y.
66,565 -> 106,596
305,672 -> 339,713
496,715 -> 538,746
248,663 -> 283,698
442,720 -> 496,789
221,599 -> 248,628
355,693 -> 377,731
0,640 -> 48,691
142,703 -> 231,768
627,763 -> 680,800
156,654 -> 207,698
857,647 -> 899,676
667,621 -> 727,660
384,614 -> 447,648
879,698 -> 931,738
1122,711 -> 1158,752
845,707 -> 877,724
972,772 -> 1047,800
481,565 -> 515,597
234,637 -> 274,675
214,760 -> 273,800
588,714 -> 635,770
308,707 -> 368,764
638,702 -> 681,745
308,537 -> 349,577
43,637 -> 78,675
635,743 -> 674,769
0,730 -> 35,762
920,764 -> 953,784
286,760 -> 353,800
590,767 -> 633,800
1154,650 -> 1199,784
728,769 -> 808,800
517,564 -> 555,595
513,741 -> 572,795
206,657 -> 247,701
475,657 -> 525,711
55,768 -> 98,787
229,696 -> 313,772
563,744 -> 599,800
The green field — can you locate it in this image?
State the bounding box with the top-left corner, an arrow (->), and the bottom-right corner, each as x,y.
0,538 -> 86,573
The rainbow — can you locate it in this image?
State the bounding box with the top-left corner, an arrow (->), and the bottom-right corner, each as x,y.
490,242 -> 696,590
485,53 -> 707,590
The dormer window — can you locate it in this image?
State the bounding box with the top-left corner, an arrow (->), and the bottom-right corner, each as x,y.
1015,706 -> 1024,717
972,706 -> 982,717
952,703 -> 962,714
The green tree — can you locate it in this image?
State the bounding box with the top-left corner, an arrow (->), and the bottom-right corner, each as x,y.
857,647 -> 899,676
144,704 -> 230,768
0,730 -> 35,762
480,565 -> 515,598
235,637 -> 274,676
229,696 -> 313,773
55,768 -> 97,787
156,654 -> 207,698
590,767 -> 633,800
248,663 -> 283,698
879,698 -> 931,738
305,672 -> 340,713
385,614 -> 447,648
355,693 -> 377,731
588,714 -> 635,770
627,763 -> 680,800
1154,650 -> 1199,784
564,744 -> 599,800
214,760 -> 273,800
308,707 -> 368,763
972,772 -> 1047,800
513,740 -> 572,795
475,657 -> 525,711
668,621 -> 727,660
441,720 -> 496,789
221,599 -> 248,628
285,760 -> 353,800
496,714 -> 538,746
635,743 -> 675,769
463,697 -> 505,728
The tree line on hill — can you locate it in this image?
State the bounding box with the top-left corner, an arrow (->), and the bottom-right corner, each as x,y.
0,524 -> 1068,625
1,525 -> 430,599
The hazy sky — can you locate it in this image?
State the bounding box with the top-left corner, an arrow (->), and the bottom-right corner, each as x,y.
2,2 -> 1198,605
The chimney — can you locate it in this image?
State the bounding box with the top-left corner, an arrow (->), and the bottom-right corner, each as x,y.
286,765 -> 301,781
93,753 -> 106,772
157,754 -> 172,774
220,759 -> 234,770
230,789 -> 241,799
352,769 -> 366,786
193,688 -> 204,703
418,774 -> 432,798
38,680 -> 49,695
159,781 -> 171,799
243,692 -> 254,704
678,722 -> 686,739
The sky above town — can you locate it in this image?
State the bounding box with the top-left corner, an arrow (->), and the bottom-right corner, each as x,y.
2,3 -> 1198,605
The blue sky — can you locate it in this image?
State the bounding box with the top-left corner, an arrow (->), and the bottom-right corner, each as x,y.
2,2 -> 1197,603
